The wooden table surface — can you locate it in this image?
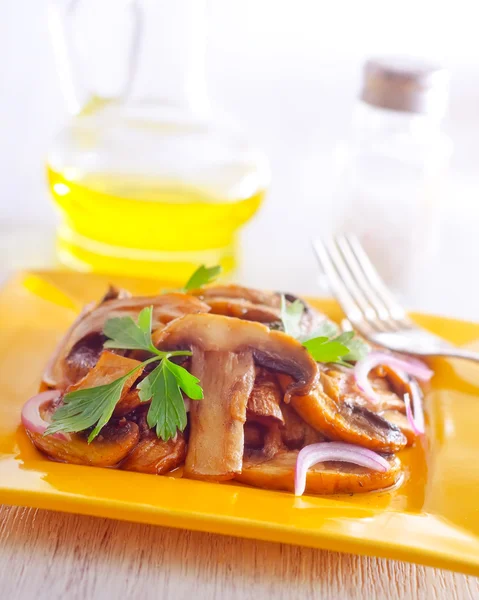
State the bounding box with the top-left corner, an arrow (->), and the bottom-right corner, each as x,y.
0,505 -> 477,600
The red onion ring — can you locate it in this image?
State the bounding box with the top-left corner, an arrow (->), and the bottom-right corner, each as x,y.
404,380 -> 425,435
354,351 -> 433,404
21,390 -> 68,441
294,441 -> 390,497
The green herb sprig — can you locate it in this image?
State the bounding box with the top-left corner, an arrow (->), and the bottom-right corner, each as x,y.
46,265 -> 222,442
46,306 -> 202,443
280,295 -> 369,366
280,295 -> 304,338
183,264 -> 222,292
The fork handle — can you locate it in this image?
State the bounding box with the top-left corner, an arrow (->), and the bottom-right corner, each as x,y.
433,348 -> 479,363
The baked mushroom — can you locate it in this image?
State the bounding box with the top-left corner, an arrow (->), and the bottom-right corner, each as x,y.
236,451 -> 401,495
318,365 -> 418,446
247,369 -> 284,425
277,373 -> 407,453
191,284 -> 281,307
22,391 -> 140,467
120,431 -> 186,474
155,313 -> 319,480
43,293 -> 210,388
191,284 -> 324,336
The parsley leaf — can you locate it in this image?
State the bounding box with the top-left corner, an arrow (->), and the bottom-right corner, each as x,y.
341,336 -> 370,363
103,306 -> 157,353
165,360 -> 203,400
103,306 -> 191,359
302,337 -> 351,363
283,307 -> 369,366
138,358 -> 199,441
44,305 -> 200,443
45,364 -> 144,442
301,328 -> 369,366
183,264 -> 222,291
332,331 -> 355,345
301,320 -> 339,342
280,295 -> 304,338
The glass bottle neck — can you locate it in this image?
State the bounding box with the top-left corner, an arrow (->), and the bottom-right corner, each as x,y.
50,0 -> 210,116
128,0 -> 210,115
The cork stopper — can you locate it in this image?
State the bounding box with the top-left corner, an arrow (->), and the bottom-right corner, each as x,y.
360,57 -> 449,117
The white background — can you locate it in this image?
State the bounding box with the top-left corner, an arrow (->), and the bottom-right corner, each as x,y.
1,0 -> 479,318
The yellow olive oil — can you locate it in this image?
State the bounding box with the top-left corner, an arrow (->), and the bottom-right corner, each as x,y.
47,167 -> 265,283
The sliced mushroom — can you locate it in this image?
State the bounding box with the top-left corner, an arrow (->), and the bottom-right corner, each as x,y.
120,431 -> 186,474
369,375 -> 407,413
244,423 -> 264,449
63,332 -> 118,387
127,405 -> 150,434
44,292 -> 210,388
277,374 -> 407,453
155,314 -> 319,481
381,410 -> 416,445
246,370 -> 286,459
156,314 -> 319,399
321,366 -> 406,413
192,285 -> 281,324
41,301 -> 96,390
377,365 -> 412,401
191,284 -> 281,307
67,351 -> 144,399
186,349 -> 255,480
319,366 -> 418,444
27,418 -> 140,467
262,422 -> 284,459
236,451 -> 401,495
200,297 -> 281,323
369,367 -> 422,443
247,369 -> 284,424
192,284 -> 325,336
280,403 -> 325,449
113,388 -> 143,418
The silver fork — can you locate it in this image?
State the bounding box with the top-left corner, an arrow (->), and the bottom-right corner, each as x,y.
313,234 -> 479,363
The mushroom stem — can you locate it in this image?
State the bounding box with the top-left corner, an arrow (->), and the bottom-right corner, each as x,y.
155,313 -> 319,481
186,349 -> 255,480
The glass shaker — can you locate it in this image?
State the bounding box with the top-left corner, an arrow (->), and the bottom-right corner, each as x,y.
332,57 -> 452,294
47,0 -> 270,283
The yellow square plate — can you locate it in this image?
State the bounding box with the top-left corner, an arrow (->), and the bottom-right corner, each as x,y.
1,271 -> 479,575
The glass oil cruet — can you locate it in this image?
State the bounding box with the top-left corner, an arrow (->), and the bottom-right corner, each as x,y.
47,0 -> 270,283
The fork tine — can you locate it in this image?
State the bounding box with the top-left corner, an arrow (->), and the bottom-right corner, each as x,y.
326,238 -> 392,333
312,238 -> 378,337
336,234 -> 397,330
344,234 -> 414,329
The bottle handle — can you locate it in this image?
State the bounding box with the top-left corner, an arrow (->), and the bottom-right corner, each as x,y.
48,0 -> 142,115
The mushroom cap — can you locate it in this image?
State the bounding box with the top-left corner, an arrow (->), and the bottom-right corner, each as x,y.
154,313 -> 319,400
27,417 -> 140,467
